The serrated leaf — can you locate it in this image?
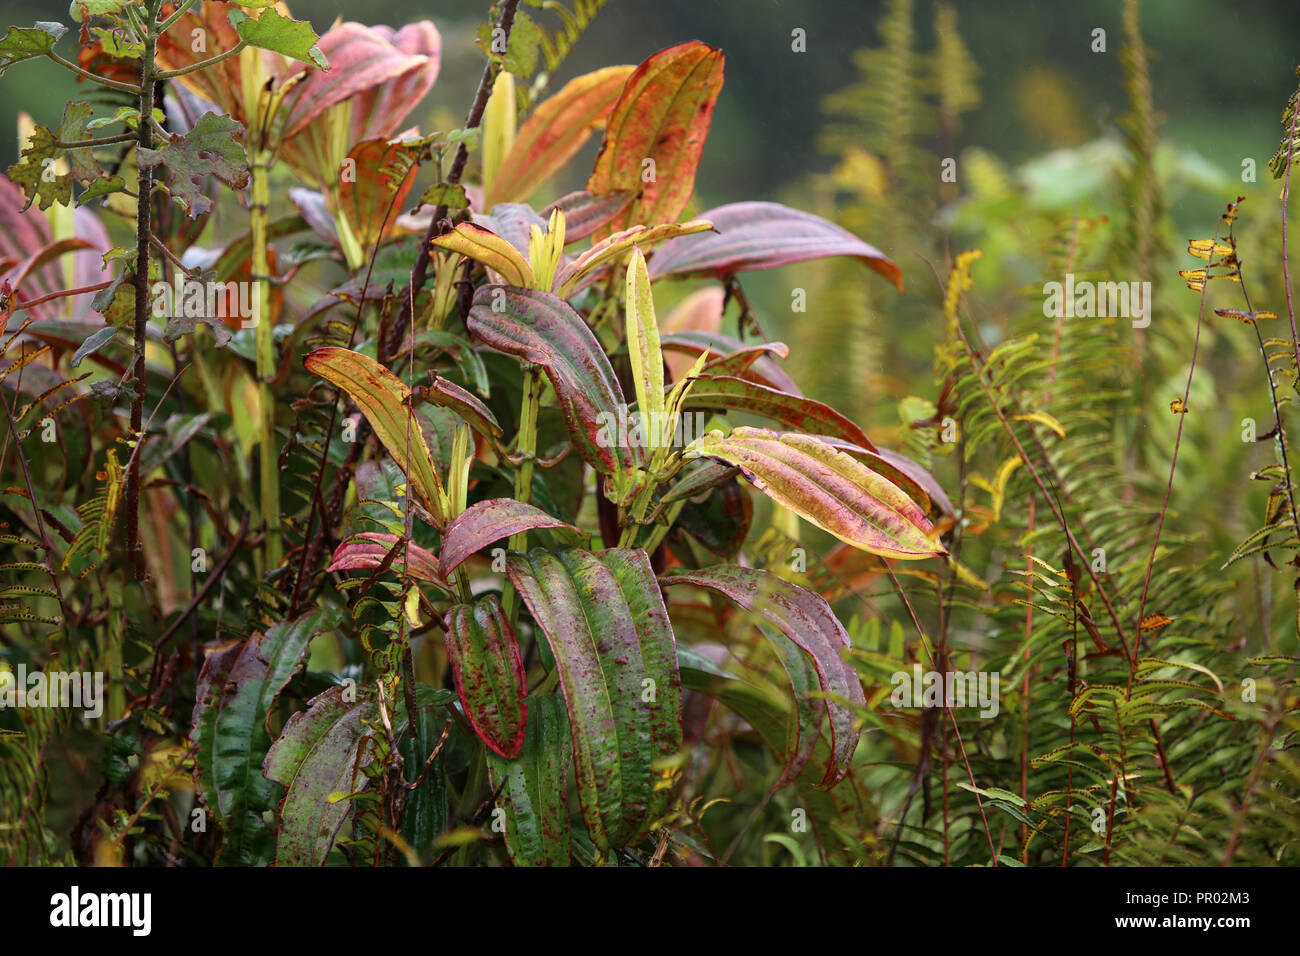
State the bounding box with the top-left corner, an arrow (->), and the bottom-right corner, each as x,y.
137,112 -> 250,219
0,23 -> 67,77
228,8 -> 328,70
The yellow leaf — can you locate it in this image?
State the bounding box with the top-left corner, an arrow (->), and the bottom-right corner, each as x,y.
1013,411 -> 1066,439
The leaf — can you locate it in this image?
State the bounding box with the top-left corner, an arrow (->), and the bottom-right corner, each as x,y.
337,138 -> 419,251
488,65 -> 634,207
417,182 -> 469,212
263,685 -> 377,866
228,7 -> 328,69
191,608 -> 340,865
587,41 -> 725,235
475,8 -> 542,78
647,201 -> 903,292
467,285 -> 642,475
681,375 -> 875,450
439,498 -> 584,576
507,547 -> 683,850
56,101 -> 100,184
444,595 -> 528,758
0,23 -> 66,77
430,221 -> 533,288
1013,410 -> 1066,438
660,565 -> 865,787
137,112 -> 250,219
684,427 -> 944,559
625,247 -> 664,438
400,687 -> 456,857
327,532 -> 445,585
553,219 -> 714,297
661,330 -> 800,394
70,326 -> 116,368
543,189 -> 634,243
304,347 -> 446,523
412,374 -> 501,440
486,694 -> 572,866
7,126 -> 72,211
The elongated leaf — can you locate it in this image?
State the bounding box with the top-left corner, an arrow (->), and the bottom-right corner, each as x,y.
587,41 -> 724,235
685,427 -> 944,559
430,221 -> 533,287
191,608 -> 339,865
489,65 -> 634,207
304,347 -> 446,522
554,219 -> 714,297
507,548 -> 682,850
625,247 -> 663,436
661,565 -> 863,787
413,374 -> 501,440
661,330 -> 800,394
327,532 -> 445,585
468,286 -> 642,475
444,595 -> 528,758
486,694 -> 572,866
440,498 -> 584,575
648,201 -> 903,291
682,375 -> 875,451
263,686 -> 377,866
543,190 -> 634,243
401,686 -> 457,858
337,138 -> 419,251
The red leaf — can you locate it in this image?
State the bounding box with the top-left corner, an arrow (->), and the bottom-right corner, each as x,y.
647,201 -> 903,292
327,532 -> 445,585
439,498 -> 585,576
586,41 -> 724,235
444,595 -> 528,758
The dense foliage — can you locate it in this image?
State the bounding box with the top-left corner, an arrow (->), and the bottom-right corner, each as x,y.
0,0 -> 1295,867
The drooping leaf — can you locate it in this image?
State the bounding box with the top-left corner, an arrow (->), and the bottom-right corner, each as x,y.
191,608 -> 340,865
227,7 -> 328,70
684,427 -> 944,559
681,375 -> 875,450
430,221 -> 533,287
661,330 -> 800,394
439,498 -> 584,576
486,694 -> 573,866
543,189 -> 634,243
413,374 -> 502,440
137,112 -> 250,219
507,547 -> 683,850
647,201 -> 903,291
467,286 -> 642,475
444,595 -> 528,758
587,41 -> 724,235
327,532 -> 445,585
263,685 -> 377,866
304,347 -> 446,523
488,65 -> 634,207
553,219 -> 714,297
660,565 -> 864,787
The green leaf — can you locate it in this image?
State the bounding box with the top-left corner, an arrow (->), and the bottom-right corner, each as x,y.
191,608 -> 340,865
70,326 -> 117,368
137,112 -> 250,219
56,101 -> 100,184
507,547 -> 682,850
0,23 -> 66,77
228,8 -> 328,70
444,595 -> 528,758
684,426 -> 945,560
68,2 -> 130,23
680,375 -> 875,450
76,175 -> 125,206
486,694 -> 573,866
417,182 -> 469,212
6,126 -> 72,211
476,9 -> 542,78
263,685 -> 377,866
625,247 -> 664,443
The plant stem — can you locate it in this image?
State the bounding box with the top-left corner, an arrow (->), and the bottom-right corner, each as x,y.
501,365 -> 541,620
251,148 -> 282,571
124,17 -> 158,580
155,40 -> 249,80
46,52 -> 139,93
